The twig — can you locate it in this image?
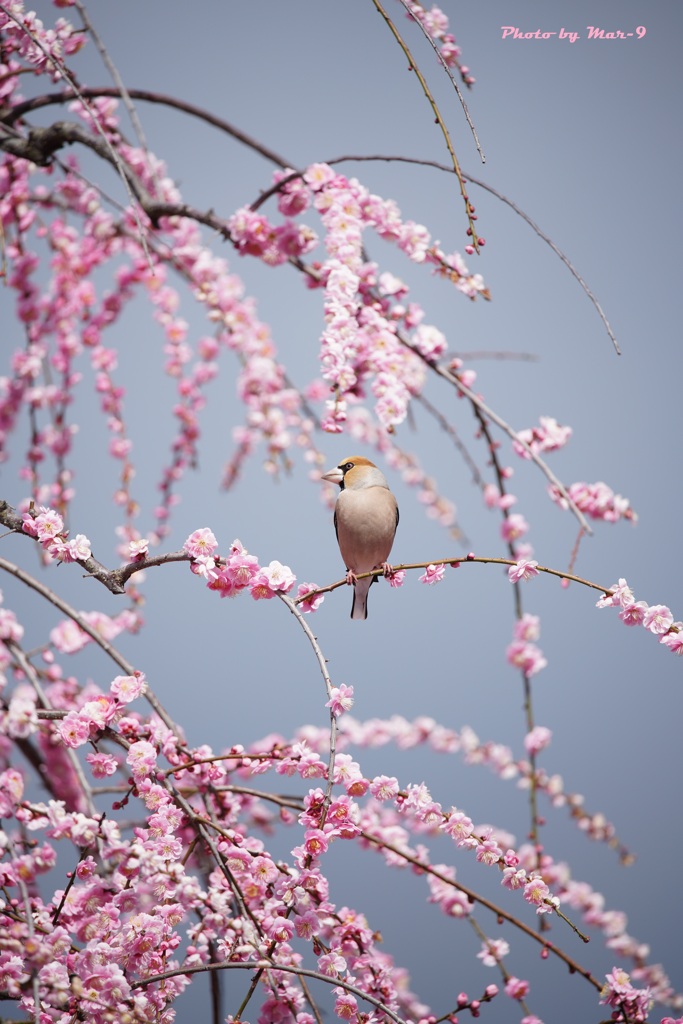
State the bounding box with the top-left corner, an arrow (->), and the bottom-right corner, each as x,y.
5,86 -> 293,169
131,959 -> 409,1024
277,595 -> 338,821
293,554 -> 613,604
405,345 -> 593,534
395,0 -> 485,162
361,831 -> 598,977
370,0 -> 480,247
73,1 -> 153,164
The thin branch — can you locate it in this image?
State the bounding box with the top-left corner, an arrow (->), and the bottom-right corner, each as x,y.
361,831 -> 598,978
325,153 -> 620,354
370,0 -> 479,248
131,959 -> 409,1024
72,1 -> 153,162
453,350 -> 539,361
414,392 -> 484,490
395,0 -> 485,162
293,554 -> 614,604
277,594 -> 338,820
407,346 -> 593,534
5,86 -> 293,168
0,499 -> 193,594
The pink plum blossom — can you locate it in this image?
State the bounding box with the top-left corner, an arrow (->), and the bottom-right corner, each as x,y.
86,752 -> 119,778
370,775 -> 399,801
126,740 -> 158,780
59,711 -> 92,748
477,938 -> 510,966
296,582 -> 325,612
317,950 -> 347,977
110,672 -> 147,703
505,976 -> 530,1000
326,684 -> 355,716
619,601 -> 648,626
524,726 -> 552,756
183,527 -> 218,559
501,512 -> 528,542
261,560 -> 296,593
419,563 -> 445,585
514,613 -> 540,641
508,559 -> 539,582
506,640 -> 547,676
660,627 -> 683,654
642,604 -> 674,635
387,567 -> 406,587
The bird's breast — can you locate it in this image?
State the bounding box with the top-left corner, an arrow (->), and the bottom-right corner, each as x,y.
335,487 -> 397,572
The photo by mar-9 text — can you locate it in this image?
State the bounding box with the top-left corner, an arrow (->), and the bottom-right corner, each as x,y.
501,25 -> 647,43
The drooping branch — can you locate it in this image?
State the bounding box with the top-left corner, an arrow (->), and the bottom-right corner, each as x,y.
3,85 -> 619,351
370,0 -> 480,248
4,86 -> 294,169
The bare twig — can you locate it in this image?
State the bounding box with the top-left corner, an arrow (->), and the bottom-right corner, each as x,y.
370,0 -> 480,247
395,0 -> 485,162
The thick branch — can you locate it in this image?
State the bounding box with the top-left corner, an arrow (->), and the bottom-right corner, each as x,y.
4,86 -> 293,169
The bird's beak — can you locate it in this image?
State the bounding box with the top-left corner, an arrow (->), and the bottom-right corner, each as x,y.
321,466 -> 344,485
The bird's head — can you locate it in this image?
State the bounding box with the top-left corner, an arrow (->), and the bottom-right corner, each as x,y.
322,456 -> 385,491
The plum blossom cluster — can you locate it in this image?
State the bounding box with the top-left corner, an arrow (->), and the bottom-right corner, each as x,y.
49,607 -> 140,655
225,160 -> 486,436
2,581 -> 681,1024
356,773 -> 564,918
1,44 -> 319,553
597,579 -> 683,655
601,967 -> 653,1024
506,611 -> 547,678
60,671 -> 147,749
1,654 -> 438,1021
513,416 -> 572,459
331,712 -> 631,857
303,164 -> 487,433
182,528 -> 321,609
550,480 -> 636,524
227,205 -> 318,266
0,3 -> 84,76
512,843 -> 678,1008
21,505 -> 91,562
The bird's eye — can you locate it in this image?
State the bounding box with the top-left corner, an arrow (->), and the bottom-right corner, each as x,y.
341,462 -> 354,473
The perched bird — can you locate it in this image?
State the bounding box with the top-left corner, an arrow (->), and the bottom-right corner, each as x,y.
322,455 -> 399,620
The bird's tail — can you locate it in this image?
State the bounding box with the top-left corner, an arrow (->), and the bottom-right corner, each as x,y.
350,576 -> 372,620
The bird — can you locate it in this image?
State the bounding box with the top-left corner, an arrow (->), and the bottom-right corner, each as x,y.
322,455 -> 399,620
